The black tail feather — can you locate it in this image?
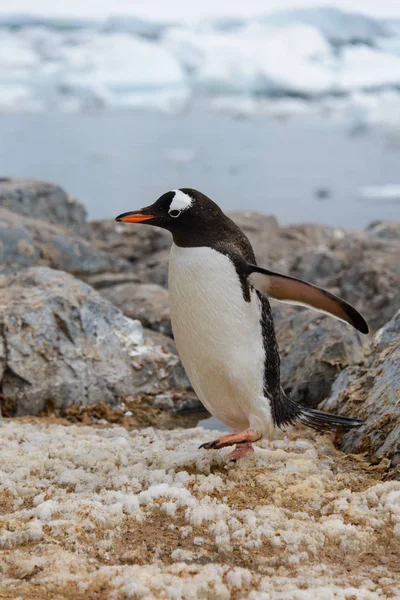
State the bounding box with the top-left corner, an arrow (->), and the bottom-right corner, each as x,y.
298,407 -> 363,431
273,392 -> 363,432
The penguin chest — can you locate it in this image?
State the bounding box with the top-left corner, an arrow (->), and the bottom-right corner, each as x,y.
168,244 -> 267,428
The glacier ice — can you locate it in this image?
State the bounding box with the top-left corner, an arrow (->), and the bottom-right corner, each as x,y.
0,6 -> 399,122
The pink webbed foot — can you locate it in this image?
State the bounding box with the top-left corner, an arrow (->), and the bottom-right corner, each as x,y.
227,441 -> 255,462
199,429 -> 261,458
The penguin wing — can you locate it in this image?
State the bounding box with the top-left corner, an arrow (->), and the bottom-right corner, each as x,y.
247,265 -> 369,334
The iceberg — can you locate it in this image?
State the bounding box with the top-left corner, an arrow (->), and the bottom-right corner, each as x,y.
338,46 -> 400,91
260,6 -> 389,46
165,23 -> 334,97
62,34 -> 188,111
63,34 -> 185,91
0,7 -> 399,116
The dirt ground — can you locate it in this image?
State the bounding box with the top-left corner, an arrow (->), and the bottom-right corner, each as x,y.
0,410 -> 399,599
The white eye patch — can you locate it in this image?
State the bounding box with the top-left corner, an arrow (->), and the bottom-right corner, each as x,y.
169,189 -> 193,212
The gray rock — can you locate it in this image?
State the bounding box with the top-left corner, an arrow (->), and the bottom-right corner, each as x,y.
273,304 -> 365,408
0,207 -> 128,278
320,310 -> 400,466
134,249 -> 170,287
0,178 -> 90,238
366,220 -> 400,241
100,282 -> 172,336
292,232 -> 400,331
0,268 -> 190,416
89,218 -> 170,263
85,272 -> 140,290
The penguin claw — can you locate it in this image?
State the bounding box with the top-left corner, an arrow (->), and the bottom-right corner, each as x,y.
199,439 -> 220,449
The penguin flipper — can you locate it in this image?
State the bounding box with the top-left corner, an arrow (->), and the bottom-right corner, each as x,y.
247,265 -> 369,334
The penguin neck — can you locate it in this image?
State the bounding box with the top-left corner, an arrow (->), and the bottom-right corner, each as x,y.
171,213 -> 249,253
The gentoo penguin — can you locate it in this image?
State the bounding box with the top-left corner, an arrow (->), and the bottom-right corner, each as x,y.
116,189 -> 368,461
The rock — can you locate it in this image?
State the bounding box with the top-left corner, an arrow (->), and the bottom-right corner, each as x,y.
292,232 -> 400,330
273,304 -> 365,408
134,249 -> 170,287
0,178 -> 90,238
229,212 -> 279,257
366,220 -> 400,241
229,213 -> 338,273
84,272 -> 140,290
320,310 -> 400,468
89,218 -> 170,263
100,282 -> 172,336
0,267 -> 190,416
0,207 -> 128,278
142,327 -> 178,356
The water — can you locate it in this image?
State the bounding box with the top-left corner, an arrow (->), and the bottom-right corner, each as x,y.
0,109 -> 399,228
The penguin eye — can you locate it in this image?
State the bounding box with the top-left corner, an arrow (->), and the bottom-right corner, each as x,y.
169,209 -> 181,218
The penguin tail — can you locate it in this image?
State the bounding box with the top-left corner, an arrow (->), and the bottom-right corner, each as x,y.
273,393 -> 363,432
297,406 -> 363,431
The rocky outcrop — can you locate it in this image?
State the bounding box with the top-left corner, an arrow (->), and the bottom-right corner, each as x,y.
89,218 -> 170,263
100,282 -> 172,336
230,212 -> 337,270
273,304 -> 365,408
0,268 -> 189,416
0,178 -> 90,238
320,310 -> 400,469
0,207 -> 128,278
292,231 -> 400,331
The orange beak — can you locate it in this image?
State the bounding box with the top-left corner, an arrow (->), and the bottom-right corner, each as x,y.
115,212 -> 154,223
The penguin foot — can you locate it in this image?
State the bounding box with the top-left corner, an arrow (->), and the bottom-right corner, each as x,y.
227,441 -> 255,462
199,429 -> 261,451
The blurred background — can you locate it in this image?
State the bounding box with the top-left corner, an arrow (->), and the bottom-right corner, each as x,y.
0,0 -> 400,227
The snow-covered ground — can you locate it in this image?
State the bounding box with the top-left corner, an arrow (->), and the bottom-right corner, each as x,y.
1,6 -> 400,133
1,419 -> 399,598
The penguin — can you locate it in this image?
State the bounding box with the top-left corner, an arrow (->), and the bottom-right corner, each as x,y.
116,189 -> 368,461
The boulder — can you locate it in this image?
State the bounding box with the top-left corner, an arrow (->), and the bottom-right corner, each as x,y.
231,212 -> 337,271
366,220 -> 400,241
100,282 -> 172,336
89,218 -> 170,263
0,178 -> 90,238
0,267 -> 190,417
273,304 -> 365,408
320,310 -> 400,469
292,232 -> 400,330
0,207 -> 128,278
133,249 -> 171,287
85,272 -> 140,290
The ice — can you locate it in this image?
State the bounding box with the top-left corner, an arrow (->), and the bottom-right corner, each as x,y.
359,185 -> 400,203
166,22 -> 334,97
62,33 -> 188,111
345,90 -> 400,140
338,46 -> 400,91
260,6 -> 389,46
0,7 -> 399,115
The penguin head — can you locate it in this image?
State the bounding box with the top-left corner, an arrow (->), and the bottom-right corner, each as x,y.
115,189 -> 223,235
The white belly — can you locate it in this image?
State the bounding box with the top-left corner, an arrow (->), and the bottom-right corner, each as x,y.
168,243 -> 273,435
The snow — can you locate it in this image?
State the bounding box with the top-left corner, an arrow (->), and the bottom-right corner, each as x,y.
0,420 -> 400,598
